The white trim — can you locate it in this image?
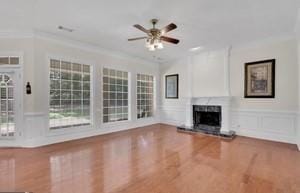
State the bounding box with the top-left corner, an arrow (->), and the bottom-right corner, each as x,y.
24,112 -> 46,116
23,116 -> 159,147
0,30 -> 158,66
231,34 -> 296,51
236,129 -> 296,144
231,108 -> 298,114
35,30 -> 158,66
0,53 -> 24,146
0,30 -> 34,39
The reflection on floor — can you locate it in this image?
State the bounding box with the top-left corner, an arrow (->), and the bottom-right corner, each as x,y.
0,124 -> 299,193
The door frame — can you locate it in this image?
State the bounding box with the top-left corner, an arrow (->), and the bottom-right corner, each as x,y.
0,54 -> 24,146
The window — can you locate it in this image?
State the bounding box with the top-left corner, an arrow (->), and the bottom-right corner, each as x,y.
137,73 -> 154,119
49,59 -> 91,129
0,57 -> 19,65
103,68 -> 128,123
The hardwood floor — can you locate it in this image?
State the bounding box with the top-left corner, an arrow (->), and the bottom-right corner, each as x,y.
0,124 -> 299,193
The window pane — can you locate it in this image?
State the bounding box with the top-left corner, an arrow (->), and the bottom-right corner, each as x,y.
50,80 -> 60,90
0,57 -> 9,64
83,74 -> 90,81
72,91 -> 82,100
83,65 -> 90,73
49,59 -> 91,129
83,82 -> 90,90
50,70 -> 60,79
72,63 -> 81,72
72,81 -> 82,90
9,57 -> 19,64
72,73 -> 82,81
61,80 -> 71,90
102,68 -> 128,123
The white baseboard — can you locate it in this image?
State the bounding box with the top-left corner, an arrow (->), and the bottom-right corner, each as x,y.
236,129 -> 296,144
22,113 -> 160,148
24,121 -> 158,147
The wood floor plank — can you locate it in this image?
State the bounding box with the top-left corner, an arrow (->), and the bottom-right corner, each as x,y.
0,124 -> 299,193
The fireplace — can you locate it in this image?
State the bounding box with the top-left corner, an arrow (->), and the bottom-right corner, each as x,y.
177,97 -> 235,138
193,105 -> 221,133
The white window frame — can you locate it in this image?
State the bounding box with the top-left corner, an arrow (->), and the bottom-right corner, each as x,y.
136,73 -> 155,119
102,67 -> 130,124
47,55 -> 94,133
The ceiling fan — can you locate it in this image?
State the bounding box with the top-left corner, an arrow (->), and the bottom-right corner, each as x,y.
128,19 -> 179,51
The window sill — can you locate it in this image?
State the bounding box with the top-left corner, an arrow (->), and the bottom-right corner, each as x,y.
101,119 -> 131,127
47,123 -> 94,137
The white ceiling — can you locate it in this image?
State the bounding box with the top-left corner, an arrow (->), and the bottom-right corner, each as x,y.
0,0 -> 299,63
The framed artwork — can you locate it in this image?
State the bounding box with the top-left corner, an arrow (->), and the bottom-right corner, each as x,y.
165,74 -> 179,99
244,59 -> 275,98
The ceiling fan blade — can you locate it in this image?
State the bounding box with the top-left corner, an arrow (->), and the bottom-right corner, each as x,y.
161,23 -> 177,34
128,37 -> 148,41
160,36 -> 180,44
133,24 -> 149,33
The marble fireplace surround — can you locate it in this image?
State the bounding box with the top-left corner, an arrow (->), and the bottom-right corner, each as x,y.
184,96 -> 231,133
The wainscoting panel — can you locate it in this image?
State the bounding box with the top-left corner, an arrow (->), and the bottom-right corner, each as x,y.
160,105 -> 297,144
24,112 -> 47,140
11,108 -> 300,147
159,106 -> 186,126
231,109 -> 297,144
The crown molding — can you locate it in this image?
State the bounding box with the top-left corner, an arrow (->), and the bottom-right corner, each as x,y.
0,29 -> 159,67
294,8 -> 300,36
230,33 -> 296,51
0,29 -> 34,38
34,30 -> 159,67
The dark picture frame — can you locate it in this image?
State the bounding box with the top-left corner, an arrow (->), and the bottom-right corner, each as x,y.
244,59 -> 275,98
165,74 -> 179,99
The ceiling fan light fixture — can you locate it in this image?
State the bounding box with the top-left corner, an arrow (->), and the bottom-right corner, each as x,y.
157,42 -> 163,49
189,46 -> 204,52
145,38 -> 163,51
129,19 -> 179,51
145,39 -> 151,48
148,44 -> 155,51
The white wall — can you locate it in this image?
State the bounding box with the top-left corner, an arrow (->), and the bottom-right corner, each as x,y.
160,37 -> 299,144
159,57 -> 191,125
297,25 -> 300,150
192,49 -> 229,97
0,34 -> 160,147
230,38 -> 298,145
230,38 -> 298,111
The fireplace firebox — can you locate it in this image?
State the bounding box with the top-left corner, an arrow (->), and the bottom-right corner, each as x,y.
193,105 -> 221,134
